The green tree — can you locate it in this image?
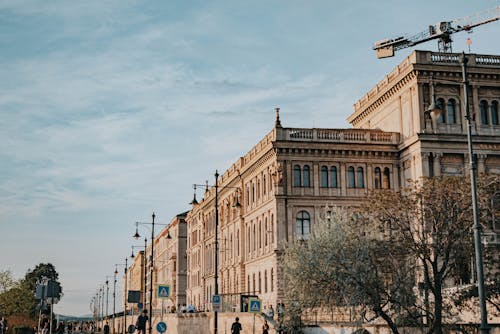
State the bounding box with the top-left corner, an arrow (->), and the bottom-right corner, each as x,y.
24,263 -> 59,292
0,263 -> 61,319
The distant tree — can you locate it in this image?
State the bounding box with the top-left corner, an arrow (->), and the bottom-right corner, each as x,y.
24,263 -> 59,292
0,263 -> 61,319
0,270 -> 16,293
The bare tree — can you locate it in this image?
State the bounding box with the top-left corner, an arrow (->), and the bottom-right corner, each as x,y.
283,174 -> 499,334
283,207 -> 416,334
362,175 -> 499,334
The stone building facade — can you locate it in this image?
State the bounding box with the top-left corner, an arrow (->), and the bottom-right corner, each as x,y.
151,212 -> 188,311
184,50 -> 500,312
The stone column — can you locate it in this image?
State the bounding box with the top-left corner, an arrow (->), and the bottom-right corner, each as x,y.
477,154 -> 487,174
421,152 -> 430,178
366,162 -> 373,190
433,153 -> 442,177
340,162 -> 347,196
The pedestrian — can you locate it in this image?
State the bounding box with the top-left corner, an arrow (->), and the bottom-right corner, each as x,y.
135,310 -> 148,334
231,317 -> 242,334
41,322 -> 49,334
262,320 -> 269,334
267,305 -> 274,319
67,322 -> 73,334
103,322 -> 110,334
56,322 -> 64,334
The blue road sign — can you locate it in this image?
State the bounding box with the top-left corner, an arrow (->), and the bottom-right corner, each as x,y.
157,285 -> 170,299
212,294 -> 221,312
249,299 -> 261,313
156,322 -> 167,333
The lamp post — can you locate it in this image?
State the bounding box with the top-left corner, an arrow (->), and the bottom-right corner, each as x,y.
427,52 -> 489,334
191,171 -> 242,334
115,259 -> 128,334
105,277 -> 113,321
134,214 -> 172,334
113,269 -> 117,334
461,53 -> 489,334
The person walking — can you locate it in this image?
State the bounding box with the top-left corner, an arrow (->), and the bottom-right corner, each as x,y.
231,317 -> 242,334
135,310 -> 148,334
55,322 -> 64,334
262,320 -> 269,334
103,322 -> 110,334
267,305 -> 274,320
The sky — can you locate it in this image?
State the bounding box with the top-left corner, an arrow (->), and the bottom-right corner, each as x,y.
1,0 -> 499,316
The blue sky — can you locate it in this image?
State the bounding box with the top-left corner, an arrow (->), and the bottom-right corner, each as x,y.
1,1 -> 499,316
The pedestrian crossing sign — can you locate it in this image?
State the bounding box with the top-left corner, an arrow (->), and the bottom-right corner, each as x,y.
248,298 -> 261,313
157,285 -> 170,299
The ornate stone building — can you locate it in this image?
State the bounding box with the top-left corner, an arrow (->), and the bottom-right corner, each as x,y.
184,50 -> 500,312
147,212 -> 188,313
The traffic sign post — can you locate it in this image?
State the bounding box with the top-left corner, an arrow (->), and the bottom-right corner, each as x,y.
212,294 -> 221,312
248,299 -> 261,313
156,322 -> 167,333
248,298 -> 261,334
157,285 -> 170,299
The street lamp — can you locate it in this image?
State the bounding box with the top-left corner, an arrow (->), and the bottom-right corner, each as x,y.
112,269 -> 117,334
191,171 -> 242,334
134,214 -> 171,334
115,259 -> 128,334
130,240 -> 148,307
427,52 -> 489,334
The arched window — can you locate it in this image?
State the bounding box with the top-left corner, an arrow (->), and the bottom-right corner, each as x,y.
480,100 -> 489,125
492,101 -> 499,126
447,99 -> 456,124
264,270 -> 268,293
303,165 -> 311,187
237,230 -> 240,256
357,167 -> 365,188
436,98 -> 445,123
253,225 -> 256,251
257,180 -> 261,201
247,227 -> 251,253
347,166 -> 355,188
383,167 -> 391,189
252,183 -> 255,203
330,166 -> 338,188
321,166 -> 328,187
247,275 -> 250,293
296,211 -> 311,239
263,175 -> 267,195
374,167 -> 382,189
258,220 -> 262,249
252,273 -> 256,294
258,272 -> 262,293
293,165 -> 301,187
264,217 -> 268,246
246,186 -> 250,206
270,214 -> 274,245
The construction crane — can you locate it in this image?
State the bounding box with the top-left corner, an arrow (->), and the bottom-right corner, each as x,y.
373,6 -> 500,58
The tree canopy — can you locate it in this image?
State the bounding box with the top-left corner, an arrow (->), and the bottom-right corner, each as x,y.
282,174 -> 499,334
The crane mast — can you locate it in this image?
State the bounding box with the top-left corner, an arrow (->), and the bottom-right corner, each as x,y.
374,6 -> 500,58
